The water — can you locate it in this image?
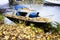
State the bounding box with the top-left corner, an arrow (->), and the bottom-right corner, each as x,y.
1,3 -> 60,25
26,4 -> 60,23
39,6 -> 60,22
14,4 -> 60,23
3,4 -> 60,23
4,17 -> 16,25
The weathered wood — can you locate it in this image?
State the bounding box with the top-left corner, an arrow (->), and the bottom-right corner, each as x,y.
4,14 -> 51,23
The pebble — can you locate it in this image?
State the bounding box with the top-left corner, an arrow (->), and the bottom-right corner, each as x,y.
0,24 -> 60,40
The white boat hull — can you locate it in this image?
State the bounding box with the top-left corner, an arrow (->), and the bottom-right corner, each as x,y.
44,0 -> 60,4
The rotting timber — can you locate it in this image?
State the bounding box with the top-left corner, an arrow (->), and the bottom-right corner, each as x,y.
4,13 -> 51,24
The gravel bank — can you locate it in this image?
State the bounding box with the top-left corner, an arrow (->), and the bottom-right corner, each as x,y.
0,23 -> 60,40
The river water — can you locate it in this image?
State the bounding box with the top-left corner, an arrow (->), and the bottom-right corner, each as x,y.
39,6 -> 60,23
26,4 -> 60,23
1,4 -> 60,25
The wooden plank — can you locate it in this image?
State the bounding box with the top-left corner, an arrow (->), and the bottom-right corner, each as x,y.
4,14 -> 51,23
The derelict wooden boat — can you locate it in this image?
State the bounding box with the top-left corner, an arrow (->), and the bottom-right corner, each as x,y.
4,13 -> 51,23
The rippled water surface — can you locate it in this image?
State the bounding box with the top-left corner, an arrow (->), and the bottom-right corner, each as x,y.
1,4 -> 60,24
28,5 -> 60,22
39,6 -> 60,22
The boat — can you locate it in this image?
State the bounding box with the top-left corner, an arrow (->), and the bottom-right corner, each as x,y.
44,0 -> 60,6
4,6 -> 51,23
1,0 -> 51,24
